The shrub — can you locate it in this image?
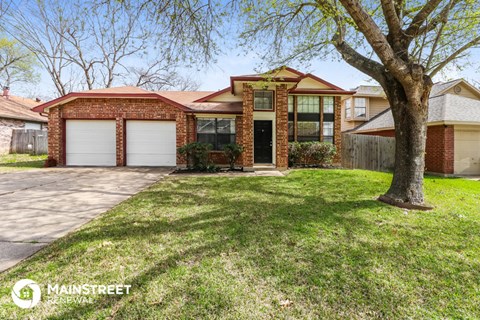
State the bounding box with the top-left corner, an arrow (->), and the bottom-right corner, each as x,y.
288,141 -> 336,167
178,142 -> 212,171
223,143 -> 244,170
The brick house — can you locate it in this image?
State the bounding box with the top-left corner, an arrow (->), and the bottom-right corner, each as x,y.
32,67 -> 354,170
0,88 -> 48,154
349,79 -> 480,175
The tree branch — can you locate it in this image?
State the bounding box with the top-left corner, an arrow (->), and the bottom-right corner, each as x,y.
428,36 -> 480,77
404,0 -> 443,37
337,0 -> 410,82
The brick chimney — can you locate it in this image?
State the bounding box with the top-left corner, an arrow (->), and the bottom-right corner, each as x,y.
2,86 -> 10,99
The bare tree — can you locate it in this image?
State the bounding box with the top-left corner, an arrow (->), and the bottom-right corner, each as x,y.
2,0 -> 198,96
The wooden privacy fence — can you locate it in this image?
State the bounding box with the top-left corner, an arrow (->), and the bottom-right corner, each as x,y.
10,129 -> 48,155
342,133 -> 395,172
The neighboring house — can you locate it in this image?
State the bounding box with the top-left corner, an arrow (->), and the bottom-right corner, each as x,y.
341,85 -> 389,131
32,67 -> 354,170
350,79 -> 480,175
0,88 -> 48,154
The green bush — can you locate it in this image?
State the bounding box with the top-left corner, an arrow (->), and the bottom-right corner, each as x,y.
223,143 -> 244,170
178,142 -> 213,171
288,141 -> 336,167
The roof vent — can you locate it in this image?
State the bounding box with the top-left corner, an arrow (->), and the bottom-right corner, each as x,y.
454,85 -> 462,94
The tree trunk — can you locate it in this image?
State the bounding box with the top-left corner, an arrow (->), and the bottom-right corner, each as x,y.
381,77 -> 432,206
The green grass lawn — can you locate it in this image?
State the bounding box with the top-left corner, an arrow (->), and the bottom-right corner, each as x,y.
0,154 -> 47,172
1,169 -> 479,319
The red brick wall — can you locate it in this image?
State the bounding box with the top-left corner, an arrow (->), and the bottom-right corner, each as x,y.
357,125 -> 454,174
241,84 -> 254,168
48,98 -> 187,166
275,84 -> 289,168
425,125 -> 454,174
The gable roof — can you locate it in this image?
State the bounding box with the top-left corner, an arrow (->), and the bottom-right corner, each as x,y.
33,66 -> 355,113
230,66 -> 354,95
0,97 -> 47,123
352,94 -> 480,132
32,87 -> 191,113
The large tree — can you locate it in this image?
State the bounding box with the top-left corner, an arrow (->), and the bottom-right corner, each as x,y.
237,0 -> 480,206
151,0 -> 478,206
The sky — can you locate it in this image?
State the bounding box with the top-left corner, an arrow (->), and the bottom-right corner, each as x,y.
15,48 -> 479,101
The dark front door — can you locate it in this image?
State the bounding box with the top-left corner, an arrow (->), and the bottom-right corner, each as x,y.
254,120 -> 273,163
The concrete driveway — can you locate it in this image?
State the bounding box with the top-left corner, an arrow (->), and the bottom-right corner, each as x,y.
0,167 -> 170,272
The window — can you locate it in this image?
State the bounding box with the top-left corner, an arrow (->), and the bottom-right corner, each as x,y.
354,98 -> 367,118
298,96 -> 320,113
298,122 -> 320,142
288,95 -> 295,141
288,121 -> 294,141
345,98 -> 351,118
297,96 -> 320,141
197,118 -> 236,150
254,91 -> 273,110
323,122 -> 334,143
288,95 -> 294,113
323,96 -> 334,114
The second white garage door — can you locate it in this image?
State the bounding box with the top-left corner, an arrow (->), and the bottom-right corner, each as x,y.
454,128 -> 480,175
126,120 -> 176,166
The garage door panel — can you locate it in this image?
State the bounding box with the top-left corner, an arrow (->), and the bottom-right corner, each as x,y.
127,154 -> 176,166
66,120 -> 116,166
454,129 -> 480,175
126,121 -> 176,166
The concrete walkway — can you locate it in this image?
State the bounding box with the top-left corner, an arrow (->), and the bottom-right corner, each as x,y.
0,167 -> 170,272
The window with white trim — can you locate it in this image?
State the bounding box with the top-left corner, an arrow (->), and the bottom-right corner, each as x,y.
354,98 -> 367,118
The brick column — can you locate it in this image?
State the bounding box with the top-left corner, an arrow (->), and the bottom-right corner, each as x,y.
333,96 -> 342,163
176,113 -> 188,167
241,83 -> 254,170
47,108 -> 63,165
116,118 -> 125,166
276,84 -> 289,169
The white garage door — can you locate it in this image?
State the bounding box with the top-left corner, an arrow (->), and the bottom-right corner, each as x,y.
454,128 -> 480,175
126,120 -> 176,166
66,120 -> 116,166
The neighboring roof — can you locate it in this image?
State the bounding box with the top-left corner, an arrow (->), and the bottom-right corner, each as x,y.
354,79 -> 480,99
430,79 -> 463,97
353,94 -> 480,132
0,97 -> 48,123
8,95 -> 42,108
353,85 -> 386,97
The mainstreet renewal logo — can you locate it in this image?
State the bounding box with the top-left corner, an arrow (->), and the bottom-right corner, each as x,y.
11,279 -> 131,308
11,279 -> 41,309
